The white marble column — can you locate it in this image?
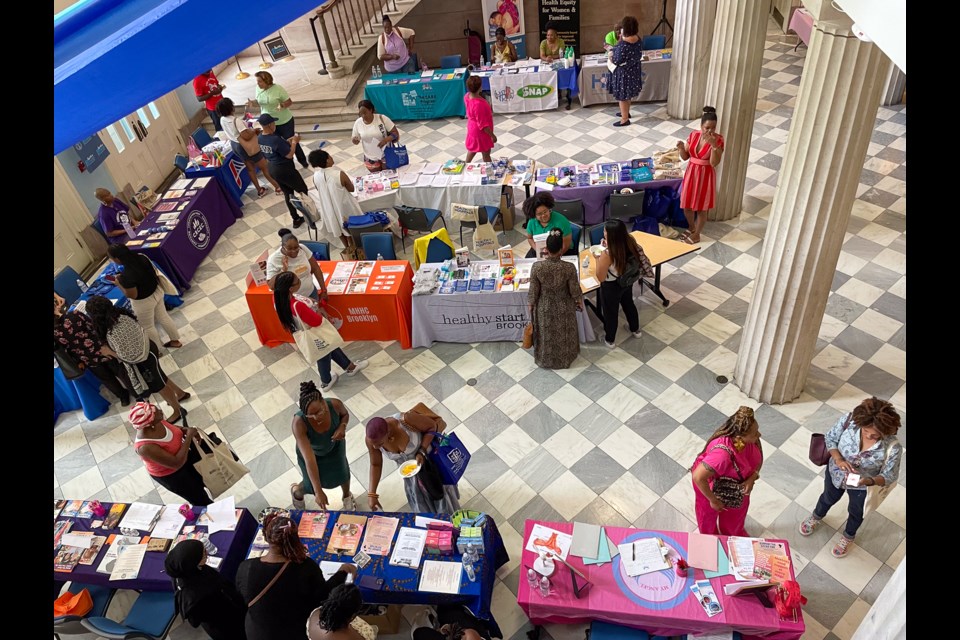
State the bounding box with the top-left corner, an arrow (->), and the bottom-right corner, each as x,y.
703,0 -> 769,222
880,58 -> 905,106
667,0 -> 718,120
735,15 -> 888,404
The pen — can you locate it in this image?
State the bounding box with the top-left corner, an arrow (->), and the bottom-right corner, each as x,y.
632,542 -> 636,561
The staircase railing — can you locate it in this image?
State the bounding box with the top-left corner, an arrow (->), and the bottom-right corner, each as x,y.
314,0 -> 400,75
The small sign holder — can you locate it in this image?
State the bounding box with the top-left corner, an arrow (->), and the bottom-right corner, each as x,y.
264,34 -> 294,63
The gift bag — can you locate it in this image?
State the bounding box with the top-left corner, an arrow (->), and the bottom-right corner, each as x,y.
473,221 -> 499,255
292,315 -> 346,363
383,143 -> 409,170
54,588 -> 93,618
429,431 -> 471,485
192,430 -> 249,497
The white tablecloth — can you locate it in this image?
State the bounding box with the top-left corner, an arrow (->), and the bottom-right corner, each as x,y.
357,184 -> 519,214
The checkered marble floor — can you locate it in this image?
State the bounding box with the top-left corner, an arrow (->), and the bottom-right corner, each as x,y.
55,21 -> 905,640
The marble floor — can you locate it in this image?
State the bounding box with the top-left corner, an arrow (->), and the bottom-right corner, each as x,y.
54,21 -> 905,640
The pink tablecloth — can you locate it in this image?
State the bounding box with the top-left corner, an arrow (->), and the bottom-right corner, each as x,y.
789,8 -> 814,46
517,520 -> 804,640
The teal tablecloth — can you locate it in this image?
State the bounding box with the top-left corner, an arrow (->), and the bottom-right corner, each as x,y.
364,74 -> 467,121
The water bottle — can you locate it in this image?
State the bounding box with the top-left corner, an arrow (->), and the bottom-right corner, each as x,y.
371,65 -> 376,79
538,575 -> 550,597
462,554 -> 476,582
526,569 -> 539,589
466,543 -> 478,564
76,278 -> 88,293
201,535 -> 218,556
377,252 -> 384,261
377,65 -> 382,78
480,55 -> 485,68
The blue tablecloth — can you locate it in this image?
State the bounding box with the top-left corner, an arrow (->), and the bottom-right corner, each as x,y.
364,73 -> 468,121
185,151 -> 252,208
261,511 -> 509,637
479,63 -> 579,96
54,367 -> 109,424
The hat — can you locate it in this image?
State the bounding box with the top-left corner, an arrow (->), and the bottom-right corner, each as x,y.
129,402 -> 157,429
257,113 -> 278,126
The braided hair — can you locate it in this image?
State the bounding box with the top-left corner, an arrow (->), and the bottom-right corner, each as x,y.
85,294 -> 137,340
443,623 -> 467,640
315,583 -> 363,631
697,406 -> 757,458
273,271 -> 298,333
299,380 -> 324,415
262,512 -> 307,563
851,397 -> 901,436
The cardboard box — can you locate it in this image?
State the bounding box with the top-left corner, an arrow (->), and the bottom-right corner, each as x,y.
496,187 -> 516,231
359,604 -> 402,634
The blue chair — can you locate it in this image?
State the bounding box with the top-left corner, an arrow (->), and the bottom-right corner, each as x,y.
440,54 -> 462,69
361,232 -> 398,260
425,237 -> 454,263
458,205 -> 500,246
587,223 -> 605,248
54,266 -> 84,306
191,127 -> 214,150
81,590 -> 176,640
301,240 -> 330,262
173,153 -> 189,176
54,583 -> 116,639
395,205 -> 446,253
642,34 -> 666,50
589,621 -> 650,640
91,217 -> 107,239
566,223 -> 582,256
347,222 -> 386,257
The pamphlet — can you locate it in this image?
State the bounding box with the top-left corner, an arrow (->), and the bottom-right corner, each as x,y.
96,536 -> 143,574
524,524 -> 573,561
751,540 -> 788,580
416,173 -> 435,187
419,560 -> 462,594
297,512 -> 331,539
691,579 -> 723,617
389,527 -> 427,568
327,277 -> 349,294
327,514 -> 367,555
110,543 -> 148,581
117,502 -> 163,532
618,538 -> 671,577
54,545 -> 84,572
203,497 -> 236,535
333,262 -> 357,279
421,163 -> 442,175
60,500 -> 83,518
354,261 -> 375,276
347,277 -> 368,294
361,516 -> 400,556
151,504 -> 186,540
79,536 -> 108,565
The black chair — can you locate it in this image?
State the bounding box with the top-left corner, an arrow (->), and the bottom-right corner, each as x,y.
347,222 -> 385,257
458,205 -> 500,246
607,191 -> 645,223
289,196 -> 319,240
395,206 -> 446,253
566,223 -> 582,256
553,198 -> 584,228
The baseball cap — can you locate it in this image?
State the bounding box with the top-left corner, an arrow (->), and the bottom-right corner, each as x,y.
257,113 -> 278,126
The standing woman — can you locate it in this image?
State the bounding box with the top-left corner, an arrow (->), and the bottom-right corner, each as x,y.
677,106 -> 724,244
594,219 -> 653,347
273,271 -> 367,391
491,27 -> 518,63
129,402 -> 211,505
528,229 -> 582,369
800,397 -> 903,558
691,406 -> 764,537
464,76 -> 496,163
107,244 -> 182,350
290,380 -> 358,512
351,100 -> 400,173
165,539 -> 247,640
539,23 -> 565,62
377,15 -> 417,74
308,150 -> 362,249
364,412 -> 461,514
217,97 -> 281,197
254,71 -> 308,169
609,15 -> 643,127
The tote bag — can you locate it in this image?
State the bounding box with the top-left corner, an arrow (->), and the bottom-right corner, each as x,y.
429,431 -> 471,486
383,143 -> 409,170
292,313 -> 345,363
192,430 -> 249,497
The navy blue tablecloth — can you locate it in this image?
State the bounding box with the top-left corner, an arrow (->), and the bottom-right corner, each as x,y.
185,151 -> 252,209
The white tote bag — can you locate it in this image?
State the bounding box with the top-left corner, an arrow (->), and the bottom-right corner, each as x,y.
192,430 -> 249,498
292,311 -> 345,363
861,439 -> 898,519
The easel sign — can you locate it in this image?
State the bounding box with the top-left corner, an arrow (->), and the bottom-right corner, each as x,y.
264,35 -> 292,62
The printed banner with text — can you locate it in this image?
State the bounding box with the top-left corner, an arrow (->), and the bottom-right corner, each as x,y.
539,0 -> 580,57
482,0 -> 526,60
490,70 -> 559,113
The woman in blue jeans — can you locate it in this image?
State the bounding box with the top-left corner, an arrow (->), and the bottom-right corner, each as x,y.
272,271 -> 367,390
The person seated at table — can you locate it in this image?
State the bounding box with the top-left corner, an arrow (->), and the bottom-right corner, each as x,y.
522,191 -> 571,258
528,230 -> 582,369
364,411 -> 461,514
411,604 -> 492,640
165,538 -> 247,640
107,244 -> 183,350
258,113 -> 308,229
351,100 -> 400,174
491,27 -> 518,64
594,219 -> 652,347
539,23 -> 565,62
266,229 -> 329,301
86,295 -> 189,423
129,401 -> 211,505
308,149 -> 361,249
236,512 -> 356,640
464,76 -> 497,164
306,583 -> 377,640
54,292 -> 132,406
378,15 -> 418,74
604,21 -> 622,49
217,97 -> 281,198
95,188 -> 138,245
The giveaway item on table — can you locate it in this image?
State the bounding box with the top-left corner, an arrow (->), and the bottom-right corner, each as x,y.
360,516 -> 400,556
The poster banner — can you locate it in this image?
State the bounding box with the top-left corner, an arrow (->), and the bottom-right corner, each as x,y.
482,0 -> 526,60
490,70 -> 559,113
539,0 -> 580,57
74,133 -> 110,173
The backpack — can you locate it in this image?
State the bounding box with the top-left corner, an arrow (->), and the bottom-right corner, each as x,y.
617,254 -> 641,288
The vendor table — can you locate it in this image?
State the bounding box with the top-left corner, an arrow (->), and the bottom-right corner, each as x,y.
357,183 -> 518,223
54,504 -> 257,591
133,177 -> 242,291
185,150 -> 252,209
789,8 -> 814,50
518,520 -> 804,640
364,73 -> 467,121
411,259 -> 596,348
546,177 -> 683,226
476,62 -> 579,111
245,260 -> 414,349
578,53 -> 671,107
282,510 -> 509,639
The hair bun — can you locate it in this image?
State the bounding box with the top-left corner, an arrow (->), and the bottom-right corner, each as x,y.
703,106 -> 716,114
278,228 -> 292,238
300,380 -> 318,394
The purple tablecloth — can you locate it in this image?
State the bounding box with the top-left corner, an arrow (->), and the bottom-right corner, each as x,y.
54,504 -> 257,591
544,178 -> 683,225
135,178 -> 242,291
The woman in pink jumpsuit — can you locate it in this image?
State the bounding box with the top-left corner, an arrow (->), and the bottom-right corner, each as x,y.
691,406 -> 764,536
463,76 -> 496,163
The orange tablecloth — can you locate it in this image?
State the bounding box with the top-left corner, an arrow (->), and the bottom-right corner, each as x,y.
245,260 -> 414,349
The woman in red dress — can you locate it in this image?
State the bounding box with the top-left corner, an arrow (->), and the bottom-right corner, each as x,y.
677,106 -> 724,244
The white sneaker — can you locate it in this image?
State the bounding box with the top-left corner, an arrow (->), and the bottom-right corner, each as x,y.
632,330 -> 643,338
410,608 -> 437,640
342,493 -> 357,511
603,338 -> 615,348
321,372 -> 339,390
346,360 -> 368,376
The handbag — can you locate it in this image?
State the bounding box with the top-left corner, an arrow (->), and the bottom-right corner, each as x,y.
291,302 -> 346,363
378,115 -> 408,170
809,415 -> 852,466
192,429 -> 250,498
862,438 -> 897,519
54,588 -> 93,618
429,431 -> 471,486
709,444 -> 745,509
522,322 -> 534,349
416,454 -> 446,501
54,345 -> 85,380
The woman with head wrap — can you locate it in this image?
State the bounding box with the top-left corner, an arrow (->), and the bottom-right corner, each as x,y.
165,539 -> 246,640
130,401 -> 211,505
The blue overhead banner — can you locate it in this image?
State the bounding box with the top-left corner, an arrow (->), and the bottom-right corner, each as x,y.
54,0 -> 329,155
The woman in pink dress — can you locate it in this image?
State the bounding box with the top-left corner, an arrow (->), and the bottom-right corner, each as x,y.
691,406 -> 764,537
464,76 -> 496,163
677,106 -> 724,244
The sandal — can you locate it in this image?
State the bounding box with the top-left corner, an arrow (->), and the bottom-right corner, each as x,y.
178,392 -> 191,402
290,483 -> 306,510
275,187 -> 283,195
163,340 -> 182,348
256,185 -> 267,197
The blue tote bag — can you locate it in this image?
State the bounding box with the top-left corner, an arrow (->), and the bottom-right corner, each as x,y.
383,142 -> 409,170
429,431 -> 471,485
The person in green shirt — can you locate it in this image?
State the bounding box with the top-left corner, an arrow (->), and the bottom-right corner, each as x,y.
523,192 -> 572,257
540,23 -> 565,62
605,21 -> 622,49
254,71 -> 308,168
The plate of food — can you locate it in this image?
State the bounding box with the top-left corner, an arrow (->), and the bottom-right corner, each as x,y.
399,461 -> 422,478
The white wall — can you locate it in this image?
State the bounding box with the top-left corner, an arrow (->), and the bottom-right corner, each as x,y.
835,0 -> 906,72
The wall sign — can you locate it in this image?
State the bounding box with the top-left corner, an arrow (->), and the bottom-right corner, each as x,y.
482,0 -> 527,61
538,0 -> 580,58
73,133 -> 109,174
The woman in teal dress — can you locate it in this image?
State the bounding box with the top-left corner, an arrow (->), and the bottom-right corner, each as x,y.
290,380 -> 358,511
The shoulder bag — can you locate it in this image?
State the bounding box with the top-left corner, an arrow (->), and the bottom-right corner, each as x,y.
291,301 -> 345,363
54,346 -> 85,380
862,439 -> 898,519
247,561 -> 290,607
192,429 -> 249,498
379,115 -> 409,170
708,444 -> 745,509
809,414 -> 851,466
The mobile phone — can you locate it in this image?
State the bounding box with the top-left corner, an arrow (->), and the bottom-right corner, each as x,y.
357,575 -> 385,590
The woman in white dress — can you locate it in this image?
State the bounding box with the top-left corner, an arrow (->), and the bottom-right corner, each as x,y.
308,149 -> 361,249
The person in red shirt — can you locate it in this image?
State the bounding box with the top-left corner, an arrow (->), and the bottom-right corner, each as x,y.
193,69 -> 225,131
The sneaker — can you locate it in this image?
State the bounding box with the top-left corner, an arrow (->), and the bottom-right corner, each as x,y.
290,483 -> 306,510
832,535 -> 853,558
321,372 -> 339,391
798,515 -> 821,536
632,330 -> 643,338
410,608 -> 437,640
346,360 -> 368,376
292,217 -> 306,229
603,338 -> 616,348
342,493 -> 357,511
